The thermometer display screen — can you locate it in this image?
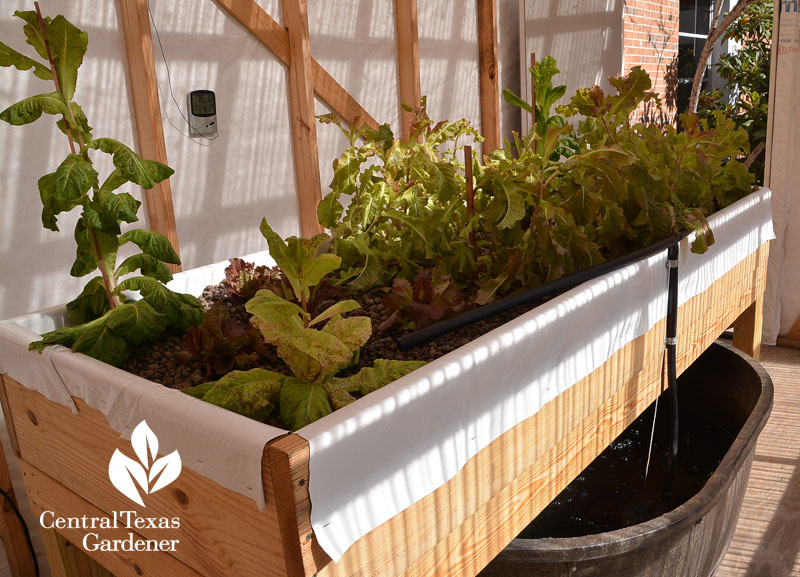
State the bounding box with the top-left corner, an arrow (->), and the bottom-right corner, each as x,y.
190,91 -> 216,117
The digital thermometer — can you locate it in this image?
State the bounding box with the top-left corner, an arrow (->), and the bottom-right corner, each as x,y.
187,90 -> 217,137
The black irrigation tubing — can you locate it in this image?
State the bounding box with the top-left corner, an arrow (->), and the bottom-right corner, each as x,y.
397,231 -> 690,351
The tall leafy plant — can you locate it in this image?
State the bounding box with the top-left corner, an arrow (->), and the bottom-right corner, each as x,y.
184,221 -> 424,430
0,10 -> 203,366
502,56 -> 578,159
466,60 -> 612,304
470,124 -> 603,304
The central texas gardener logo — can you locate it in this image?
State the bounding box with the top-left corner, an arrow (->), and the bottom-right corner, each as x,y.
109,421 -> 182,507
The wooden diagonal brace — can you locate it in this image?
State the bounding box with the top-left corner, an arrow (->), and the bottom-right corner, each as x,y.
216,0 -> 379,131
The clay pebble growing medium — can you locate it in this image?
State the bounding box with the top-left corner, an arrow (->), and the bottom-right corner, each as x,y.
122,278 -> 543,393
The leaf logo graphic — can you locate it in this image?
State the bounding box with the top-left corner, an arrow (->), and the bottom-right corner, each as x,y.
108,421 -> 181,506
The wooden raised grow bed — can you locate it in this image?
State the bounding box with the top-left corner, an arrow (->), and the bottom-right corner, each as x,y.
0,189 -> 772,577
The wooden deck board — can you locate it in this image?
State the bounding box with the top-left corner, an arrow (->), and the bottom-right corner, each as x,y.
716,344 -> 800,577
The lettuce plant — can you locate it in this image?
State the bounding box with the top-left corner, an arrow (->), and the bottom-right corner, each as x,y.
222,257 -> 290,301
379,267 -> 465,331
317,98 -> 483,290
0,10 -> 202,366
185,220 -> 424,430
557,67 -> 754,253
472,65 -> 754,304
182,302 -> 262,377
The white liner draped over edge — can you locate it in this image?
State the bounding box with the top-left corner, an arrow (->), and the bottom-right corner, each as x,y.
0,251 -> 283,509
0,189 -> 774,550
300,188 -> 774,561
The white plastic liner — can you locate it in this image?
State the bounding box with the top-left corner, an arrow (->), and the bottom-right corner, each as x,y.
301,188 -> 774,561
0,251 -> 283,509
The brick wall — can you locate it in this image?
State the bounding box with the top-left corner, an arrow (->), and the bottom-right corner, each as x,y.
623,0 -> 679,123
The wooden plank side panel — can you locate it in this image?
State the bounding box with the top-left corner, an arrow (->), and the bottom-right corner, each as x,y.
268,435 -> 329,577
118,0 -> 181,272
408,245 -> 770,577
39,527 -> 117,577
476,0 -> 500,153
23,460 -> 199,577
2,385 -> 286,577
313,333 -> 648,577
0,421 -> 37,577
405,336 -> 665,577
395,0 -> 421,140
40,528 -> 71,577
52,532 -> 116,577
283,0 -> 324,237
1,374 -> 22,459
283,244 -> 768,577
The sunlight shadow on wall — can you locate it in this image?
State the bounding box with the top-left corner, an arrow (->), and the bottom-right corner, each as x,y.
309,0 -> 400,133
419,1 -> 481,131
520,0 -> 623,133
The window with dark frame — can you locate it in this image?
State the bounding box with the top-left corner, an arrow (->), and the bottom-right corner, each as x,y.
677,0 -> 716,113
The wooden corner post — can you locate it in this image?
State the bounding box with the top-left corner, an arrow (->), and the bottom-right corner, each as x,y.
477,0 -> 500,153
268,434 -> 330,577
283,0 -> 325,237
733,294 -> 764,361
395,0 -> 421,140
119,0 -> 181,271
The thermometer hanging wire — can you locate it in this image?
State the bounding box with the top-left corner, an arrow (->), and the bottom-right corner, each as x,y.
147,1 -> 219,143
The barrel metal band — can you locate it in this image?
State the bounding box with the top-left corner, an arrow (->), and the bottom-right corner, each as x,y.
666,260 -> 679,269
665,337 -> 678,346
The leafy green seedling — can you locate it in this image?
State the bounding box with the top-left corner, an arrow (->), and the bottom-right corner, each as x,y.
184,221 -> 424,430
503,56 -> 578,159
1,10 -> 202,366
257,219 -> 342,325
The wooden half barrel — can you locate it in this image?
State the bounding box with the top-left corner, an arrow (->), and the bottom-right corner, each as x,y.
481,341 -> 773,577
